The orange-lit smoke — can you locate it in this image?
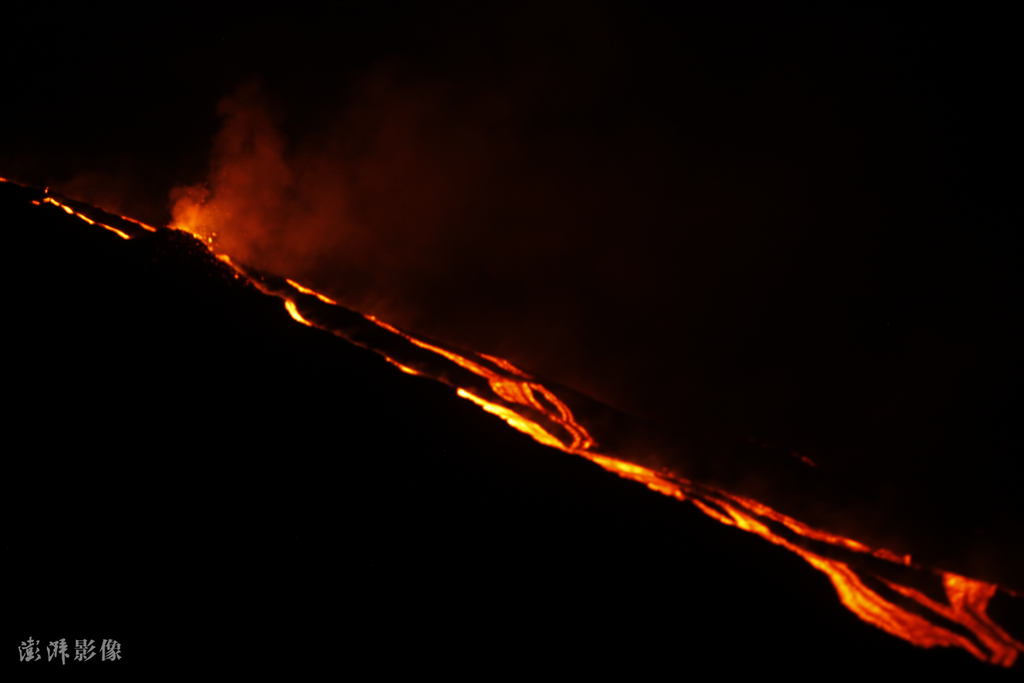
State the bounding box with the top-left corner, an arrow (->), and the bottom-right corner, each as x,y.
171,82 -> 312,260
168,76 -> 609,357
170,76 -> 491,316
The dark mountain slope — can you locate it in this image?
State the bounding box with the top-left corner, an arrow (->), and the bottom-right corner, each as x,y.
3,181 -> 1018,677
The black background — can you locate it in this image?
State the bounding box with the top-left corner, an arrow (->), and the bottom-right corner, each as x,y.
2,2 -> 1020,675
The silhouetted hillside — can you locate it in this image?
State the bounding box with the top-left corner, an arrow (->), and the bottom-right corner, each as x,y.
3,180 -> 1019,677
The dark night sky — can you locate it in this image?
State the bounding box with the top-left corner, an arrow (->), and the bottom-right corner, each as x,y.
2,4 -> 1020,584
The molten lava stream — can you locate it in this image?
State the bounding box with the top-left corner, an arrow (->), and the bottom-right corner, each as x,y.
270,274 -> 1024,668
10,178 -> 1022,668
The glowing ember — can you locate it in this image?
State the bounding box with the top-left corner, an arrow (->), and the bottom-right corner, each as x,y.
10,177 -> 1022,668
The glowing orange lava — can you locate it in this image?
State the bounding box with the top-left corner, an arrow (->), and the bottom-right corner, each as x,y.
121,215 -> 157,232
41,197 -> 132,239
365,315 -> 597,452
11,177 -> 1021,668
387,359 -> 422,376
286,278 -> 337,304
480,352 -> 533,378
284,300 -> 314,326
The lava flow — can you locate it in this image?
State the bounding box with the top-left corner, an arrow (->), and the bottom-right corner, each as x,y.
7,177 -> 1022,667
